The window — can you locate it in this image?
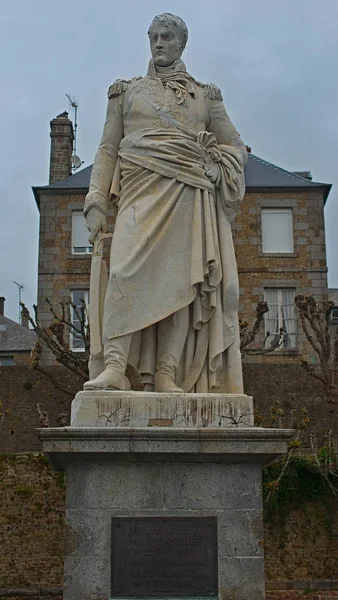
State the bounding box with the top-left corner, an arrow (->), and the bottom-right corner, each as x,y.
261,208 -> 293,253
71,290 -> 89,351
0,356 -> 14,366
72,211 -> 93,255
264,288 -> 296,349
331,307 -> 338,322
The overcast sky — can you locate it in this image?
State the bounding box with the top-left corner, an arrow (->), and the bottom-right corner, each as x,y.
0,0 -> 337,323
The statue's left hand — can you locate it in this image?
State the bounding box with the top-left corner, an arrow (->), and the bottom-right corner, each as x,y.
206,162 -> 221,185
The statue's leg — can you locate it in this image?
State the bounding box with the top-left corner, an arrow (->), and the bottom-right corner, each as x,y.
155,305 -> 189,393
83,333 -> 132,391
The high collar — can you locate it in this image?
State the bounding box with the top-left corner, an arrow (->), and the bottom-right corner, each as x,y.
147,58 -> 187,78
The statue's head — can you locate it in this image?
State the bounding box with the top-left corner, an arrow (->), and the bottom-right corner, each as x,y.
148,13 -> 188,67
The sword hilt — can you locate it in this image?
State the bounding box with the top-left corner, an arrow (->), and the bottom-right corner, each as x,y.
93,231 -> 113,255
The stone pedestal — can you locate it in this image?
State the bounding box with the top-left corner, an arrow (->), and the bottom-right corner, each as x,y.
39,391 -> 293,600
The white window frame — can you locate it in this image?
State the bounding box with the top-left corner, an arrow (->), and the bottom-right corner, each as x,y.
261,208 -> 294,254
72,211 -> 93,255
264,288 -> 296,350
70,290 -> 89,352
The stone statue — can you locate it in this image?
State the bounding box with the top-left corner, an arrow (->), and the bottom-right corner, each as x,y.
84,13 -> 247,394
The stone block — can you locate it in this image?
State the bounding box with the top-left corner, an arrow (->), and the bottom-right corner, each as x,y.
163,463 -> 261,510
65,509 -> 111,557
217,509 -> 263,558
218,556 -> 265,600
63,555 -> 110,600
66,462 -> 164,510
71,391 -> 254,428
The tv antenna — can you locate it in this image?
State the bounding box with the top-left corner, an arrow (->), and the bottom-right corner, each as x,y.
13,281 -> 23,324
65,94 -> 84,171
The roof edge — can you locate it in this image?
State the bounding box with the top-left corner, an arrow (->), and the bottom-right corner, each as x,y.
245,183 -> 332,203
32,186 -> 88,209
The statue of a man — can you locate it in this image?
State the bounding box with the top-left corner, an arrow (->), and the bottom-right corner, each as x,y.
84,13 -> 247,394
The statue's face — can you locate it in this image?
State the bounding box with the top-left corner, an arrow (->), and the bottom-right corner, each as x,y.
149,24 -> 182,67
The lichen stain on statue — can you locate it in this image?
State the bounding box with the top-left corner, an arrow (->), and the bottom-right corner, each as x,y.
84,13 -> 247,394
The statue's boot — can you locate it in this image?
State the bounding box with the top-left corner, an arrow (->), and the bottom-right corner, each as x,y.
154,306 -> 189,393
83,334 -> 132,390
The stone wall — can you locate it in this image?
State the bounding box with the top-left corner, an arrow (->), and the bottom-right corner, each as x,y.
244,363 -> 338,446
0,366 -> 81,453
265,502 -> 338,581
0,454 -> 65,593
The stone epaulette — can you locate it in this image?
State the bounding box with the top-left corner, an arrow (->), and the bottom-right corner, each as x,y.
108,77 -> 142,98
202,83 -> 223,101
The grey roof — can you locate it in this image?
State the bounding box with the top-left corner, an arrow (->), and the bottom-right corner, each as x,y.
245,155 -> 329,190
0,316 -> 36,353
47,165 -> 93,189
32,154 -> 331,202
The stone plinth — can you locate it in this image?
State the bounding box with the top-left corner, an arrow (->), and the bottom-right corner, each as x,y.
39,394 -> 294,600
71,390 -> 254,428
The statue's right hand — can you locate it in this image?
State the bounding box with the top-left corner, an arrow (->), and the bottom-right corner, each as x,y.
86,207 -> 108,244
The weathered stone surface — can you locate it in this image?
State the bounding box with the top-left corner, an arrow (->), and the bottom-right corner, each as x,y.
63,555 -> 110,600
218,556 -> 265,600
71,390 -> 254,428
66,462 -> 164,509
39,426 -> 294,469
163,463 -> 262,510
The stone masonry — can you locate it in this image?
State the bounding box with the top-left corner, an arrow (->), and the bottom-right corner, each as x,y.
49,113 -> 73,185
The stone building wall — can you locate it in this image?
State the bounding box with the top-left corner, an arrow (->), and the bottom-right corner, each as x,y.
36,186 -> 328,366
37,192 -> 116,365
233,189 -> 328,360
0,351 -> 32,366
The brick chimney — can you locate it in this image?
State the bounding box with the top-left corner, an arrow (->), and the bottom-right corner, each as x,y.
21,307 -> 29,328
0,297 -> 5,316
49,111 -> 74,184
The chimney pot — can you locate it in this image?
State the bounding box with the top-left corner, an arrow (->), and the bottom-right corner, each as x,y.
0,297 -> 5,317
292,170 -> 313,181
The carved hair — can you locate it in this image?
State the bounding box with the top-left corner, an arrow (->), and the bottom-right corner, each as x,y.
148,13 -> 188,51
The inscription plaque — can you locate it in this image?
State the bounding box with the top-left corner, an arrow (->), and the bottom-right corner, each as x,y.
111,516 -> 218,598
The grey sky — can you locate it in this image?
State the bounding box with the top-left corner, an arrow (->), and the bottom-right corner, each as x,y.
1,0 -> 337,323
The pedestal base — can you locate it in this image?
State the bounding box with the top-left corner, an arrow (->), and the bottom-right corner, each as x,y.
71,390 -> 254,428
39,423 -> 294,600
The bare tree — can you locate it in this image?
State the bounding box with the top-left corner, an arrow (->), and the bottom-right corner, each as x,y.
21,298 -> 89,398
295,294 -> 338,395
240,300 -> 283,355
